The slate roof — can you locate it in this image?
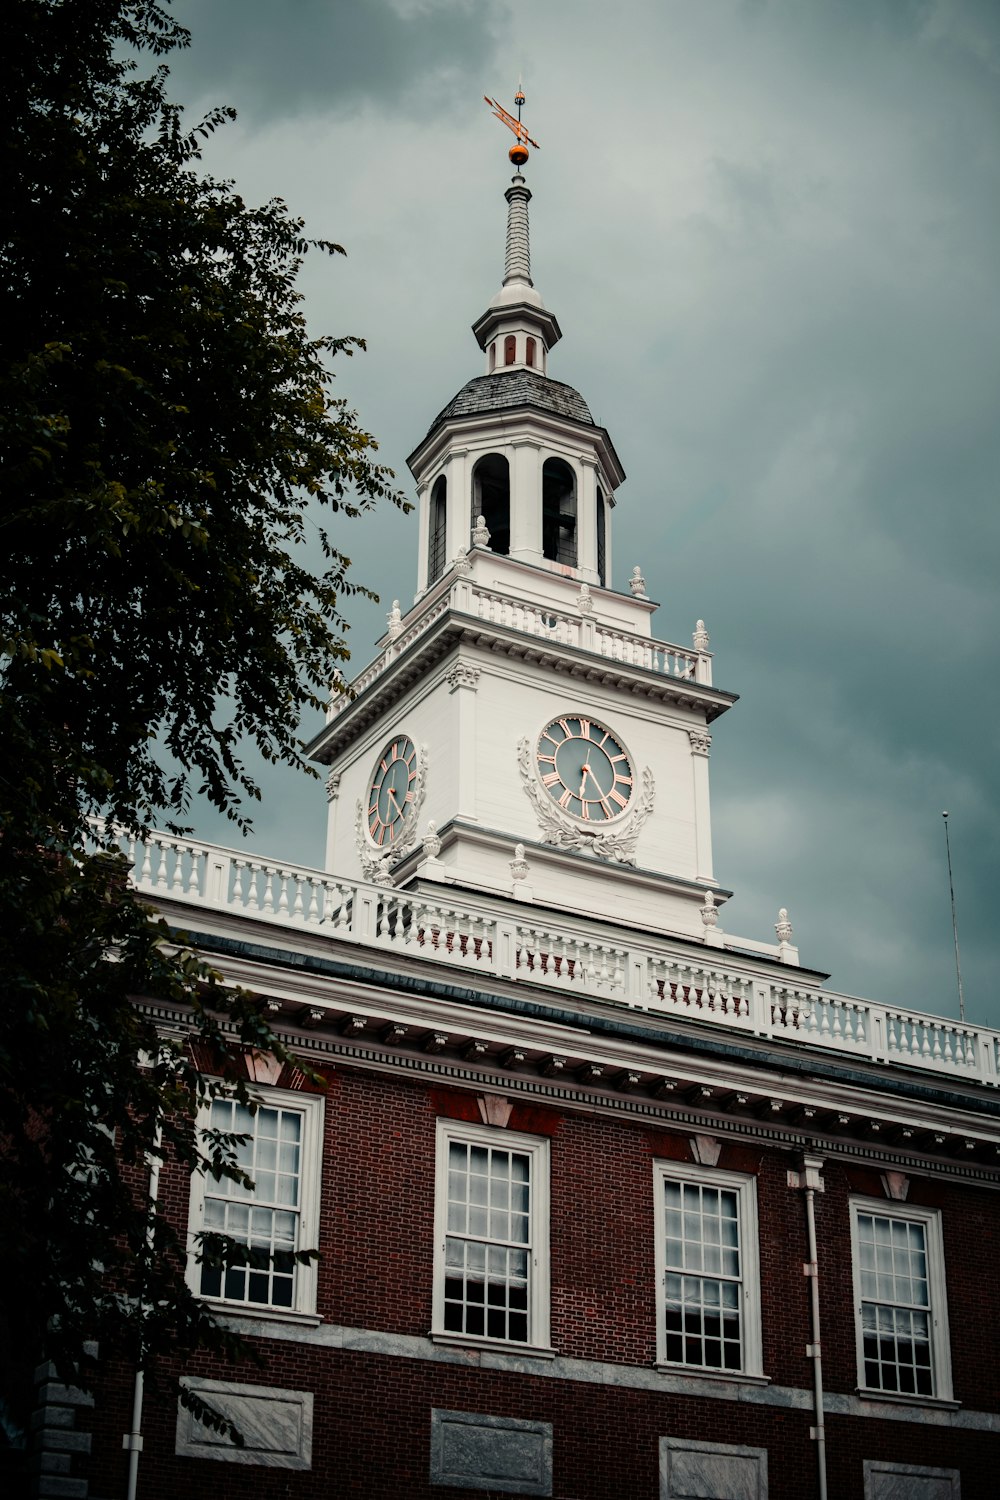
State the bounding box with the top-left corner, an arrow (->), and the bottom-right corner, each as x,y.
425,370 -> 595,437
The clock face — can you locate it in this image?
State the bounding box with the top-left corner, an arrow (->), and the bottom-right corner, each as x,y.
536,716 -> 634,823
367,735 -> 418,846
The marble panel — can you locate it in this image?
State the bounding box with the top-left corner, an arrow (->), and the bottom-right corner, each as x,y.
863,1460 -> 960,1499
660,1435 -> 767,1500
430,1408 -> 552,1495
175,1378 -> 313,1469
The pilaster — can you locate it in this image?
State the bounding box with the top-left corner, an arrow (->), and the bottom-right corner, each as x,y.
415,480 -> 429,596
510,438 -> 542,563
445,448 -> 471,559
688,729 -> 715,882
446,662 -> 482,821
576,456 -> 599,584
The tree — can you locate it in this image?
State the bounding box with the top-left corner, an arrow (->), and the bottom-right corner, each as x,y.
0,0 -> 405,1444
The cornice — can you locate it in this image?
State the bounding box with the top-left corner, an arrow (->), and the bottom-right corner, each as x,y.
148,924 -> 1000,1177
139,982 -> 1000,1187
407,400 -> 626,489
306,609 -> 736,765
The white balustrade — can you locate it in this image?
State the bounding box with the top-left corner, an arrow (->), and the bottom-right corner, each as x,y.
325,577 -> 712,723
97,824 -> 998,1089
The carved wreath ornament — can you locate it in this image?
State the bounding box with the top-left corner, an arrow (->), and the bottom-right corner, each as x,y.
516,736 -> 655,865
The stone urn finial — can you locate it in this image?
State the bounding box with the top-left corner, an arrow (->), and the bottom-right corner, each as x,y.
775,907 -> 793,944
629,565 -> 647,599
693,619 -> 710,652
387,599 -> 402,640
472,514 -> 490,548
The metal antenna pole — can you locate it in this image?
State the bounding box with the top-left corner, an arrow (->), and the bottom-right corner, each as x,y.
942,812 -> 966,1023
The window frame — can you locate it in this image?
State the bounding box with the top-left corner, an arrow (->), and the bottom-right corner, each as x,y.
186,1085 -> 324,1320
653,1159 -> 763,1378
432,1118 -> 551,1353
849,1197 -> 953,1402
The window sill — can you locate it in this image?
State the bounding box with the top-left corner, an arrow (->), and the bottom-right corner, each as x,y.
431,1333 -> 557,1361
855,1387 -> 959,1411
204,1300 -> 323,1330
655,1364 -> 771,1387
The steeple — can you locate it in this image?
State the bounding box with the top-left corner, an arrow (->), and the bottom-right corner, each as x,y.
473,92 -> 561,374
503,174 -> 532,285
471,173 -> 561,375
406,88 -> 624,593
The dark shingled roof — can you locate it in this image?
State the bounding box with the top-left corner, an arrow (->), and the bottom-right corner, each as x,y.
425,370 -> 595,437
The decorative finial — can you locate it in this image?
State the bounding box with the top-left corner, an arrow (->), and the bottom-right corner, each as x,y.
510,843 -> 529,883
387,600 -> 402,640
472,513 -> 490,548
484,87 -> 540,168
629,566 -> 647,599
452,546 -> 471,575
693,619 -> 710,651
422,820 -> 442,860
700,890 -> 719,929
577,582 -> 594,615
775,908 -> 793,944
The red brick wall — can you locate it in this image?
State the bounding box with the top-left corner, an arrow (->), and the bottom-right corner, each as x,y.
82,1064 -> 1000,1499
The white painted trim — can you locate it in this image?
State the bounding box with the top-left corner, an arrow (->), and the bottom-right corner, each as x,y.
186,1086 -> 324,1318
848,1195 -> 954,1402
432,1117 -> 550,1351
653,1159 -> 763,1377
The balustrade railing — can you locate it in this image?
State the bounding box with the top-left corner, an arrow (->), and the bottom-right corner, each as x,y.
325,576 -> 712,721
104,827 -> 998,1088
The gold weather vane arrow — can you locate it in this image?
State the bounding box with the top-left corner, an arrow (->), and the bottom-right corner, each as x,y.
484,85 -> 540,166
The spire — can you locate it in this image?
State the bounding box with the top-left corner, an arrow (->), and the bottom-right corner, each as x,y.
503,174 -> 532,287
472,88 -> 561,369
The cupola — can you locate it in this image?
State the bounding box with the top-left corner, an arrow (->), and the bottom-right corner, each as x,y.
408,100 -> 625,598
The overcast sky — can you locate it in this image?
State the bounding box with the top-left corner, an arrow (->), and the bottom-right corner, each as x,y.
161,0 -> 999,1027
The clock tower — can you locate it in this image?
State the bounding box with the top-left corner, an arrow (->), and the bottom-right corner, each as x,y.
306,126 -> 736,942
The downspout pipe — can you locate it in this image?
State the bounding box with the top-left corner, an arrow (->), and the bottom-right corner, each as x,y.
125,1120 -> 162,1500
789,1153 -> 828,1500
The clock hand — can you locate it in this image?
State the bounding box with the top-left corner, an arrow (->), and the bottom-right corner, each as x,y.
386,785 -> 403,815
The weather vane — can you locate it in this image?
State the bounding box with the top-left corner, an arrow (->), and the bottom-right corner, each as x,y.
484,82 -> 540,167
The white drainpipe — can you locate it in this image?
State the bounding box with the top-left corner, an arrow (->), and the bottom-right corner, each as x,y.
124,1121 -> 162,1500
789,1153 -> 828,1500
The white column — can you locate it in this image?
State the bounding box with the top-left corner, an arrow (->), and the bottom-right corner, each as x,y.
415,481 -> 429,596
576,457 -> 598,584
604,493 -> 615,591
689,730 -> 714,881
509,439 -> 541,564
446,447 -> 470,559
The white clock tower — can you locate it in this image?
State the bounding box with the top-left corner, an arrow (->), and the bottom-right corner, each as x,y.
307,132 -> 736,943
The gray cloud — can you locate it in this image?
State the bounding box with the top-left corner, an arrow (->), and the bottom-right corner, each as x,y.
168,0 -> 503,124
158,0 -> 999,1026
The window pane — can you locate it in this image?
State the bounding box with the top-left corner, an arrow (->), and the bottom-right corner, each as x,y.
857,1212 -> 936,1395
200,1104 -> 303,1310
441,1137 -> 534,1343
661,1174 -> 746,1372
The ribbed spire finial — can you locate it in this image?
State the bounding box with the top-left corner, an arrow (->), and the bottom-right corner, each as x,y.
503,174 -> 533,287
